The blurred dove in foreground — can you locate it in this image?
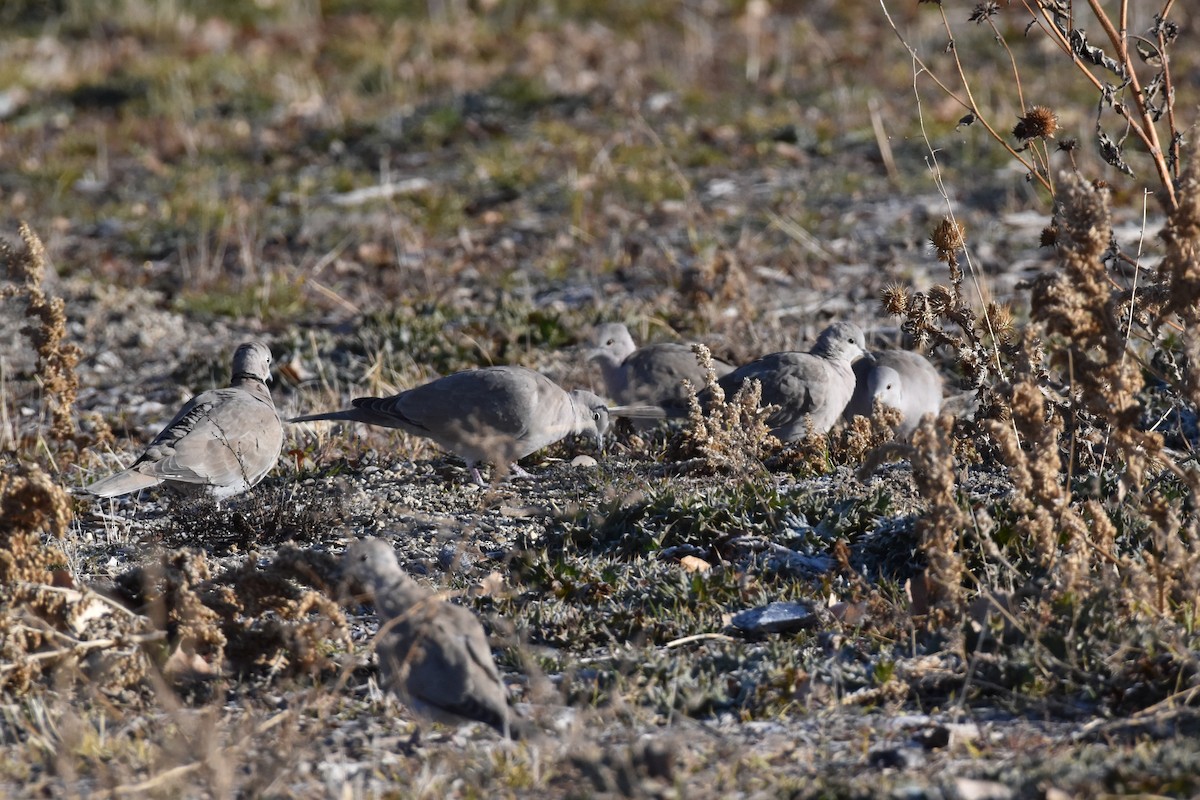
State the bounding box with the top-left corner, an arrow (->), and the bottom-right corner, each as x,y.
586,322 -> 735,413
843,349 -> 944,438
290,365 -> 661,484
709,321 -> 866,440
344,537 -> 511,738
83,341 -> 282,501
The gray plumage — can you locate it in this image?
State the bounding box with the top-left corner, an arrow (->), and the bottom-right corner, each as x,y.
84,341 -> 282,500
712,321 -> 866,440
344,538 -> 510,738
587,322 -> 734,413
843,350 -> 944,438
289,365 -> 611,484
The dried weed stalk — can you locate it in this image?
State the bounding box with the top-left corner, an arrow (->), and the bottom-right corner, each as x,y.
122,550 -> 228,666
0,461 -> 70,585
1144,164 -> 1200,458
666,343 -> 778,475
984,381 -> 1093,593
903,416 -> 968,615
0,223 -> 81,442
1030,174 -> 1162,489
1129,495 -> 1200,621
1156,163 -> 1200,330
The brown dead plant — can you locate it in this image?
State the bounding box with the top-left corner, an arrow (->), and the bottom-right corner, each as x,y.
865,414 -> 970,618
0,464 -> 159,695
829,399 -> 905,468
0,223 -> 81,444
877,3 -> 1200,701
1029,173 -> 1164,491
666,343 -> 778,476
115,545 -> 347,680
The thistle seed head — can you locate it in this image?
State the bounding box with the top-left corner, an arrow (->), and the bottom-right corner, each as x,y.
1013,106 -> 1059,141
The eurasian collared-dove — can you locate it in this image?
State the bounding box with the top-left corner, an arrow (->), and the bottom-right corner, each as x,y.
290,365 -> 640,484
586,322 -> 734,413
843,350 -> 944,438
83,341 -> 282,500
711,321 -> 866,440
343,537 -> 511,738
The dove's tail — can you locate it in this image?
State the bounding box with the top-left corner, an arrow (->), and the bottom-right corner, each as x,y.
288,399 -> 407,429
82,469 -> 162,498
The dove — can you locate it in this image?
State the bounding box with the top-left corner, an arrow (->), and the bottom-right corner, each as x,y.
843,349 -> 944,438
290,365 -> 647,484
344,537 -> 511,738
711,321 -> 866,440
83,341 -> 282,501
586,322 -> 734,413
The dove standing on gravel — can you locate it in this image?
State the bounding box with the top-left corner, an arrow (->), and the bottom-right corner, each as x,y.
587,322 -> 735,413
843,350 -> 944,438
83,341 -> 283,501
290,365 -> 653,485
344,538 -> 511,738
712,321 -> 866,440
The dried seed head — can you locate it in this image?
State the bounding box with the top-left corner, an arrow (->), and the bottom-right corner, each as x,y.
1013,106 -> 1059,141
930,218 -> 966,261
1152,17 -> 1179,45
1040,225 -> 1059,247
881,284 -> 910,316
958,345 -> 985,385
969,2 -> 999,23
928,284 -> 955,315
986,302 -> 1015,340
1057,138 -> 1078,152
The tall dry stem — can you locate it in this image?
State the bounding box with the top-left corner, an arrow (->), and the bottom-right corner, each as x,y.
0,223 -> 81,443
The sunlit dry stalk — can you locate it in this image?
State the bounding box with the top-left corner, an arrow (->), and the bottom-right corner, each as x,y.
1030,173 -> 1162,492
667,344 -> 776,475
0,224 -> 82,443
1157,163 -> 1200,331
909,415 -> 968,615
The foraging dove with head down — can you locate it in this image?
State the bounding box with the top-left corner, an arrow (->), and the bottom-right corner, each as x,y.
290,365 -> 657,484
83,341 -> 283,501
843,349 -> 944,438
711,321 -> 866,440
586,322 -> 735,413
343,537 -> 511,738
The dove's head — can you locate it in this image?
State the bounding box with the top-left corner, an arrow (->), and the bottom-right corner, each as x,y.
586,323 -> 637,366
867,364 -> 904,410
232,341 -> 274,383
342,537 -> 404,593
570,390 -> 612,445
812,322 -> 866,365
